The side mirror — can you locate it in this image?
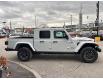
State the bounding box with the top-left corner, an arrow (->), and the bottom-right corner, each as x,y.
65,36 -> 69,40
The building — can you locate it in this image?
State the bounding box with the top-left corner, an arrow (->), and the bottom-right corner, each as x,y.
65,25 -> 77,32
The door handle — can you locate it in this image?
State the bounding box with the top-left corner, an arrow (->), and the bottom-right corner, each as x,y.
40,41 -> 44,43
53,41 -> 58,43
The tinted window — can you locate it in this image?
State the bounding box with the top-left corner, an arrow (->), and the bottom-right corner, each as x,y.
39,31 -> 50,38
54,31 -> 67,38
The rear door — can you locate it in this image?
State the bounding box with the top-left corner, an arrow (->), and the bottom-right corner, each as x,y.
34,30 -> 52,52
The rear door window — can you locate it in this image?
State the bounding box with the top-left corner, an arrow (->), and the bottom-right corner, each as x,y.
39,30 -> 50,39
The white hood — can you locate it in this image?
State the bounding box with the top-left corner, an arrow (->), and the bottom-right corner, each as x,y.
72,37 -> 94,42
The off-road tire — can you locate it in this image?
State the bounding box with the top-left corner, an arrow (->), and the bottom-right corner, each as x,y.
80,47 -> 98,63
17,47 -> 33,61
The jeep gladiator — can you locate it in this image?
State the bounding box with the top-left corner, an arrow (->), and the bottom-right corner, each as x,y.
5,27 -> 101,63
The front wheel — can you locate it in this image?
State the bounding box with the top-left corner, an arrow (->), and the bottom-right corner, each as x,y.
80,47 -> 98,63
17,47 -> 33,61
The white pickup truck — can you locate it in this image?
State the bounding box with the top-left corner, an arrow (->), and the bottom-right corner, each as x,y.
5,27 -> 101,63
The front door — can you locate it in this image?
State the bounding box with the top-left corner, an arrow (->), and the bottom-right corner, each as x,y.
52,30 -> 75,52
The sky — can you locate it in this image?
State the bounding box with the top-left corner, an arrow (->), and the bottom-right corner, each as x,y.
0,1 -> 103,28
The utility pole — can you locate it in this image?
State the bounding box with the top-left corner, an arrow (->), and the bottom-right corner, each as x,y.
96,1 -> 99,36
79,3 -> 83,32
10,20 -> 12,29
63,22 -> 66,28
22,26 -> 24,35
71,15 -> 72,26
70,15 -> 73,31
35,16 -> 37,27
2,21 -> 6,28
9,20 -> 12,34
0,67 -> 2,78
87,16 -> 89,27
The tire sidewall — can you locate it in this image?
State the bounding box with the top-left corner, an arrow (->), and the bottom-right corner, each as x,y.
17,47 -> 32,61
80,47 -> 98,63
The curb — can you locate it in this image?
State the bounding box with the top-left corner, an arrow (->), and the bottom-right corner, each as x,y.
8,60 -> 41,78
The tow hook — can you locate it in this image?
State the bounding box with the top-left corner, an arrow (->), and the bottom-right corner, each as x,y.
95,46 -> 101,52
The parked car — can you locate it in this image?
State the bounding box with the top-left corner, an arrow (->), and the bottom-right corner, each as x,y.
0,32 -> 6,38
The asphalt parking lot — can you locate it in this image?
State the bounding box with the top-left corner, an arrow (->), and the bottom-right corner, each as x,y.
1,38 -> 103,78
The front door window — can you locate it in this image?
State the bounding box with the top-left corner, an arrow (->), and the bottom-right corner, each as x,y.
54,31 -> 67,39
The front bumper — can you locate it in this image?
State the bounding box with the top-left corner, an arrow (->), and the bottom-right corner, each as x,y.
95,46 -> 101,52
5,48 -> 16,51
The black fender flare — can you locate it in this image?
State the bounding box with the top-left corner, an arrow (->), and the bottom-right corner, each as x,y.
78,43 -> 101,54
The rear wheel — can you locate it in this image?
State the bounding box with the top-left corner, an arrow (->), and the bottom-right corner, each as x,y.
80,47 -> 98,63
17,47 -> 33,61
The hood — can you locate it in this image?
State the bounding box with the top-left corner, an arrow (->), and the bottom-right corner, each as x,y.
72,37 -> 94,42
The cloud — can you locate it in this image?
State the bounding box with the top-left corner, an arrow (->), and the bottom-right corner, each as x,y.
0,1 -> 102,27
